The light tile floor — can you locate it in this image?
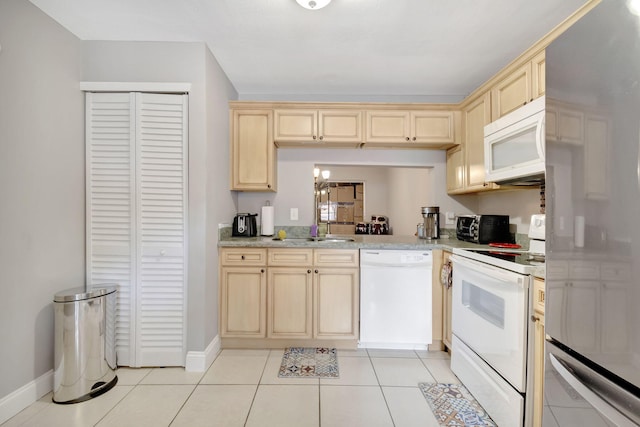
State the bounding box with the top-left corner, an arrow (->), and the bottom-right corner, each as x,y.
3,348 -> 458,427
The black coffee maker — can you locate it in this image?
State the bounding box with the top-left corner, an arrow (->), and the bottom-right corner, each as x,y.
232,213 -> 257,237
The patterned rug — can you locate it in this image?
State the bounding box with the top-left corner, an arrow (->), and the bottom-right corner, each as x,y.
278,347 -> 339,378
419,383 -> 497,427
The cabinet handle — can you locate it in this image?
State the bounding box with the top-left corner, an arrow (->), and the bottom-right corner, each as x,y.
307,269 -> 312,274
315,269 -> 319,274
405,137 -> 410,141
241,255 -> 245,260
319,136 -> 323,140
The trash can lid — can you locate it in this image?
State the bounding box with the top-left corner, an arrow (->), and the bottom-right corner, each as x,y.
53,285 -> 117,302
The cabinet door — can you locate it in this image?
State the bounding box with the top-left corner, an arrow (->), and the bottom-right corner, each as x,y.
411,111 -> 456,145
365,111 -> 411,143
531,51 -> 546,99
318,110 -> 363,145
584,114 -> 609,200
464,92 -> 497,191
267,267 -> 313,338
231,109 -> 276,191
274,109 -> 318,142
314,268 -> 359,339
442,251 -> 453,349
446,146 -> 465,194
491,62 -> 532,120
220,266 -> 267,338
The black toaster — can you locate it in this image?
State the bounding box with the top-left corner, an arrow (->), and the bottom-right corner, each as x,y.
232,213 -> 257,237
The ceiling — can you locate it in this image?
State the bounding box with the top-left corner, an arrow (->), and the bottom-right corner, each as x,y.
29,0 -> 588,102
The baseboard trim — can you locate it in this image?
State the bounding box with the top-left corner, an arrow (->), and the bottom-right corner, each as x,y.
185,335 -> 221,372
0,370 -> 53,425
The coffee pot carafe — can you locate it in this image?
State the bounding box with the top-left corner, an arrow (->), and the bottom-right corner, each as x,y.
421,206 -> 440,239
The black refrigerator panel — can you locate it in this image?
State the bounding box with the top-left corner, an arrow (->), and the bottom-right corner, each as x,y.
545,0 -> 640,425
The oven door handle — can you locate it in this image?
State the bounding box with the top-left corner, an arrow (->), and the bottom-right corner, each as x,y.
450,254 -> 525,286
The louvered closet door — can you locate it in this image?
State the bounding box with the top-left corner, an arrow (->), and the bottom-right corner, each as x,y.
86,92 -> 136,367
86,92 -> 188,368
135,93 -> 188,367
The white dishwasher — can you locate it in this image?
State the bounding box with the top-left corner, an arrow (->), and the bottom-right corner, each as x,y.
359,249 -> 432,350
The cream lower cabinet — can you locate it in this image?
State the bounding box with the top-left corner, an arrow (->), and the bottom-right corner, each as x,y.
220,248 -> 268,338
221,248 -> 359,344
442,251 -> 453,350
532,277 -> 545,427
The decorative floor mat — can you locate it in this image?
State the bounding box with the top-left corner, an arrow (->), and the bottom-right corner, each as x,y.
278,347 -> 339,378
419,383 -> 497,427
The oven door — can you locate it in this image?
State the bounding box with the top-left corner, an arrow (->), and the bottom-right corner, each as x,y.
451,254 -> 530,392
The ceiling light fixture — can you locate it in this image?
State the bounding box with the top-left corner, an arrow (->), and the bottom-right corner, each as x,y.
296,0 -> 332,10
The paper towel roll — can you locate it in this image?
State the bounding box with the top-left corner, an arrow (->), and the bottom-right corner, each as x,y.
261,205 -> 275,236
574,215 -> 585,248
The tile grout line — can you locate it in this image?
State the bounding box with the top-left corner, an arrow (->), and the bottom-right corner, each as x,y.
243,350 -> 272,427
367,349 -> 397,427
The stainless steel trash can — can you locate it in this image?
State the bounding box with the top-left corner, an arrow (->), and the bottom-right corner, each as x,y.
53,285 -> 118,403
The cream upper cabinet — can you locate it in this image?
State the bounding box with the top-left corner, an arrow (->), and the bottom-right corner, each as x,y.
230,109 -> 277,192
491,61 -> 533,121
365,110 -> 459,148
274,109 -> 363,147
447,92 -> 498,194
532,51 -> 546,99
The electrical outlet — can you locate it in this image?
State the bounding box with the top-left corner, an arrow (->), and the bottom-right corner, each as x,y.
445,211 -> 455,225
290,208 -> 299,221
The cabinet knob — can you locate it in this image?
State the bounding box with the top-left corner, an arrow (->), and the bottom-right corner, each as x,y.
313,135 -> 317,140
307,269 -> 312,274
267,184 -> 271,189
319,136 -> 324,141
241,255 -> 245,260
412,137 -> 416,141
261,269 -> 265,273
315,269 -> 319,274
160,250 -> 166,256
405,137 -> 410,141
531,315 -> 540,322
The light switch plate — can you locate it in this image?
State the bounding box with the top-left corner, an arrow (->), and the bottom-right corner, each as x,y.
290,208 -> 299,221
445,212 -> 455,225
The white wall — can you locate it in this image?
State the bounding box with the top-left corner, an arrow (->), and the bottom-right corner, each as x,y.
237,147 -> 479,233
82,41 -> 238,353
477,187 -> 542,234
0,0 -> 84,401
387,167 -> 432,236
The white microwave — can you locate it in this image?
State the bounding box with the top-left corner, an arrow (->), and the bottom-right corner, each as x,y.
484,96 -> 545,185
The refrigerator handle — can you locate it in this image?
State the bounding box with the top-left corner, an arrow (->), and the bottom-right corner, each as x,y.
549,354 -> 638,426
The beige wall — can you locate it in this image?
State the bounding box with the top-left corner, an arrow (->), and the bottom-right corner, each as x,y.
0,0 -> 84,402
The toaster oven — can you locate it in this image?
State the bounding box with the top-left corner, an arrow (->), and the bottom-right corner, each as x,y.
456,215 -> 510,244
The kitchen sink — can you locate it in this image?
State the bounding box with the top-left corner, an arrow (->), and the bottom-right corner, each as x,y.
271,237 -> 355,243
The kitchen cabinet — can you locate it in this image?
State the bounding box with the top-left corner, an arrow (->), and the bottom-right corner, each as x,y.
491,62 -> 532,120
86,92 -> 188,367
220,248 -> 359,346
441,250 -> 453,351
274,109 -> 363,147
447,92 -> 499,194
220,248 -> 268,338
365,110 -> 459,148
532,277 -> 545,427
267,249 -> 314,339
532,51 -> 546,99
314,249 -> 359,339
230,109 -> 277,192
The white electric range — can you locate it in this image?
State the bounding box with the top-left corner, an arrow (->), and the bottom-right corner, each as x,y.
449,214 -> 545,427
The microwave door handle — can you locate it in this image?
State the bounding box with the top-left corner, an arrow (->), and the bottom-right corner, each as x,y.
549,354 -> 638,426
535,114 -> 545,159
450,254 -> 524,285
